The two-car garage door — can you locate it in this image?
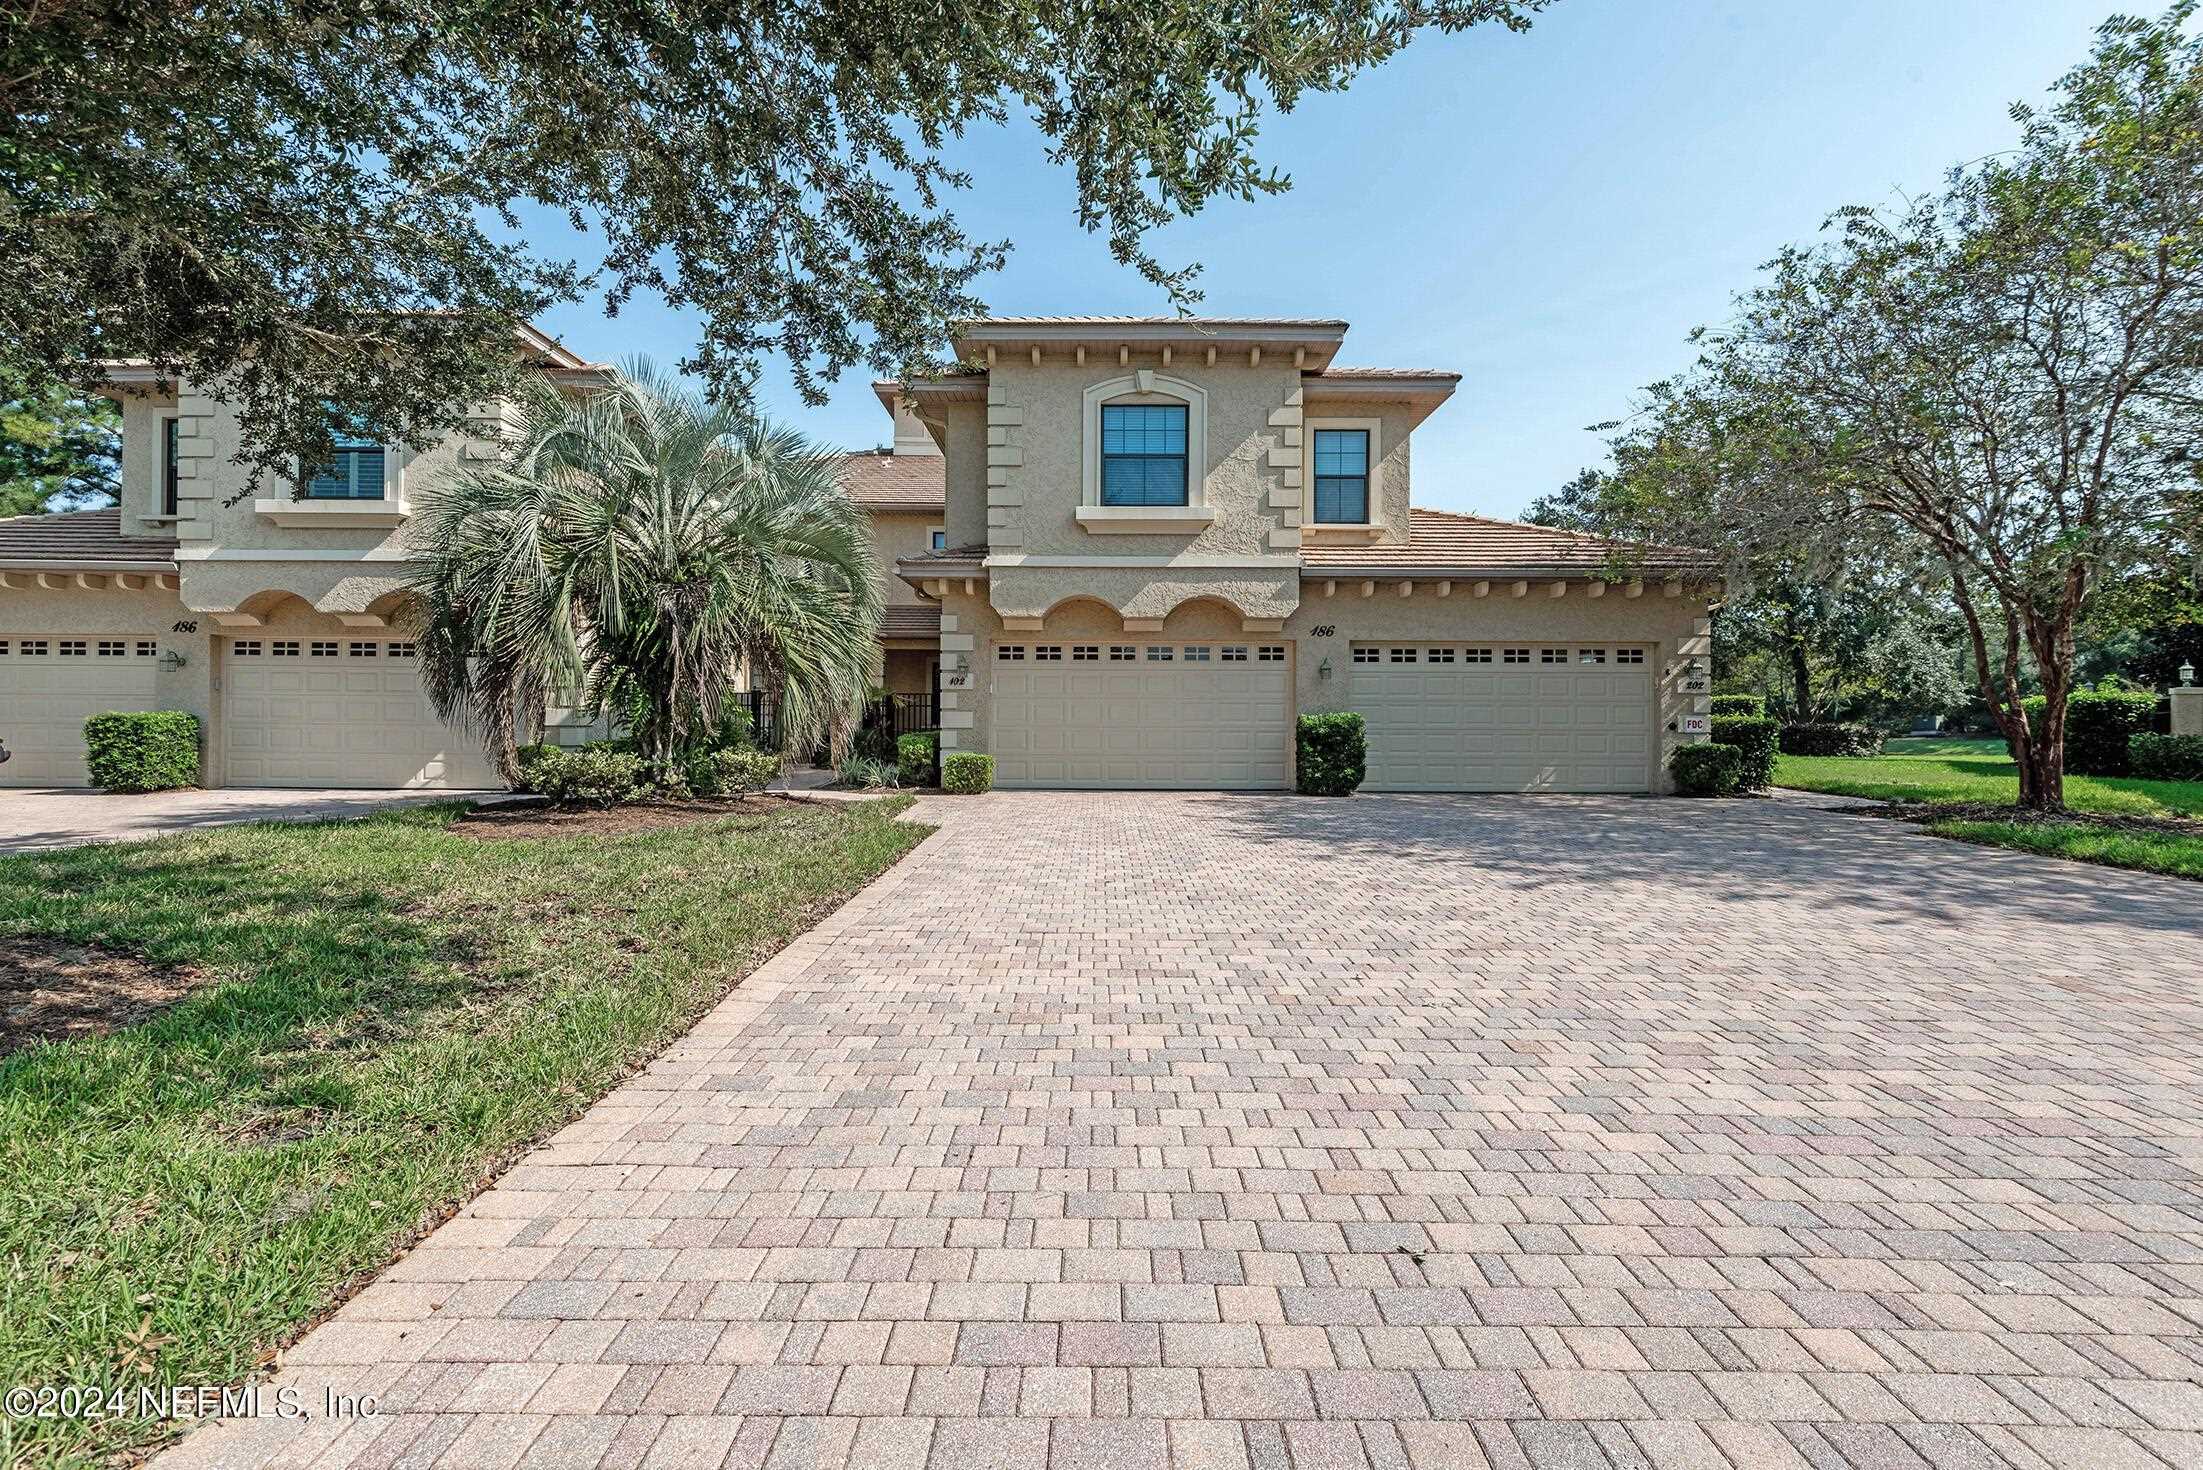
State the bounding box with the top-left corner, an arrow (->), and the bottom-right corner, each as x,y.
222,637 -> 502,789
992,640 -> 1291,789
1351,642 -> 1654,793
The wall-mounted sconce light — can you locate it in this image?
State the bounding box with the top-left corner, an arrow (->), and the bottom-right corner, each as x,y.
1317,657 -> 1333,682
159,649 -> 188,672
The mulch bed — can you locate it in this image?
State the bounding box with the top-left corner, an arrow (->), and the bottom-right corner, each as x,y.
448,795 -> 785,840
1856,800 -> 2203,837
0,937 -> 204,1056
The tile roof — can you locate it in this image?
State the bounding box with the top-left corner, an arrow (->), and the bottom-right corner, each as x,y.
1305,367 -> 1461,382
1298,508 -> 1710,577
879,605 -> 943,640
837,451 -> 945,509
0,508 -> 180,568
962,316 -> 1348,328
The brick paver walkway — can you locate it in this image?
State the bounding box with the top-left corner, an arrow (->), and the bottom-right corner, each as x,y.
164,793 -> 2203,1469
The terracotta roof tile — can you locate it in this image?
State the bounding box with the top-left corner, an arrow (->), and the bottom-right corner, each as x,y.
961,315 -> 1347,328
879,605 -> 942,639
838,451 -> 945,509
1299,508 -> 1709,577
0,508 -> 179,568
1305,367 -> 1461,381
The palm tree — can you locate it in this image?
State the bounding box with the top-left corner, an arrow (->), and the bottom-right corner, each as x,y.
406,362 -> 883,782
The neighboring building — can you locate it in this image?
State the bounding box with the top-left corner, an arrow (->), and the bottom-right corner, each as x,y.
873,316 -> 1716,792
0,327 -> 612,789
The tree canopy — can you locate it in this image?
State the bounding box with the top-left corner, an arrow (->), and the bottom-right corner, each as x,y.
2,0 -> 1547,488
1574,4 -> 2203,808
0,376 -> 119,517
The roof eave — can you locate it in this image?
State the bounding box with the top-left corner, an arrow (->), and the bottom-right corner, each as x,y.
1297,563 -> 1715,582
0,557 -> 179,574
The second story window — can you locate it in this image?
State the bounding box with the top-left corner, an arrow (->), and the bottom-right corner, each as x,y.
161,417 -> 180,516
929,528 -> 947,552
1100,403 -> 1188,507
1313,429 -> 1370,523
305,419 -> 386,500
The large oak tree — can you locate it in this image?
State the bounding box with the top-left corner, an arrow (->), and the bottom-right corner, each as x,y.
2,0 -> 1546,487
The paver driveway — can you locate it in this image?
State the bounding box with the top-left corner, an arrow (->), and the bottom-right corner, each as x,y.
164,793 -> 2203,1470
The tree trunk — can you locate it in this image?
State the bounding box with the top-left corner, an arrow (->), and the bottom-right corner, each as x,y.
1789,643 -> 1813,722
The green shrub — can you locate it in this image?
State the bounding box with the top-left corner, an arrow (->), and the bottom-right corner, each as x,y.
2022,687 -> 2162,776
1670,742 -> 1745,796
1779,722 -> 1885,758
853,720 -> 897,765
687,746 -> 780,796
897,731 -> 938,787
1708,714 -> 1778,790
522,747 -> 646,807
839,755 -> 901,789
1709,693 -> 1765,717
81,711 -> 200,792
2129,732 -> 2203,781
941,752 -> 994,794
1296,712 -> 1367,796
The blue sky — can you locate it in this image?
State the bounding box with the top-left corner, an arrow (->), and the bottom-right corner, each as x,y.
526,0 -> 2121,519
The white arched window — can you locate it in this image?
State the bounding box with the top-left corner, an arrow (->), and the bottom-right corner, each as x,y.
1080,371 -> 1208,510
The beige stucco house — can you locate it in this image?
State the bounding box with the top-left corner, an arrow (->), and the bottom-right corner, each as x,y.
871,316 -> 1718,792
0,327 -> 613,789
2,312 -> 1713,794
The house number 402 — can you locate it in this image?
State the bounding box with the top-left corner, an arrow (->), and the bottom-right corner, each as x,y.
1309,625 -> 1336,637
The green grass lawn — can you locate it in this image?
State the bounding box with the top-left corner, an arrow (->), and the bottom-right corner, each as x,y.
1774,737 -> 2203,879
0,798 -> 927,1468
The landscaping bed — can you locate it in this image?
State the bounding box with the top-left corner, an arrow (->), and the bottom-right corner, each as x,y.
0,796 -> 928,1467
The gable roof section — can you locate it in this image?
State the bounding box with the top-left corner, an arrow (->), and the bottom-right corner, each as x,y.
0,508 -> 180,570
1299,508 -> 1710,579
838,451 -> 945,510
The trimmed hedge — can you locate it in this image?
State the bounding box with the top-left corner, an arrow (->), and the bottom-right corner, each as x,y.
82,710 -> 200,792
897,731 -> 938,787
1296,712 -> 1367,797
2129,732 -> 2203,781
1709,694 -> 1765,717
1779,722 -> 1884,758
520,747 -> 646,807
941,752 -> 994,794
1670,742 -> 1744,796
2021,687 -> 2160,776
1709,714 -> 1778,790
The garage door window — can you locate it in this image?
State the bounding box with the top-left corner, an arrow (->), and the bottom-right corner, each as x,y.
1109,645 -> 1136,661
273,641 -> 300,656
1617,648 -> 1645,664
1579,648 -> 1607,664
1146,646 -> 1173,662
998,645 -> 1025,661
18,641 -> 47,655
1352,647 -> 1379,663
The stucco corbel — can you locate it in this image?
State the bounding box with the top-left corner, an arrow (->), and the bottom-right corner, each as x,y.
156,574 -> 179,591
1249,347 -> 1262,366
1549,581 -> 1567,598
1435,581 -> 1451,597
1624,580 -> 1644,599
1663,579 -> 1682,597
1205,346 -> 1217,366
1510,580 -> 1528,598
1586,581 -> 1606,598
1161,346 -> 1173,366
0,572 -> 30,590
115,573 -> 146,591
1322,580 -> 1336,598
1030,347 -> 1041,367
1473,581 -> 1489,598
1396,581 -> 1412,598
36,572 -> 68,590
73,573 -> 109,591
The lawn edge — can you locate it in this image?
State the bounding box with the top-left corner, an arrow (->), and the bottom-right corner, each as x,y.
139,796 -> 935,1467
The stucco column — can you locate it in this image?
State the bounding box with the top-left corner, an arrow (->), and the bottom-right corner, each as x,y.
2170,682 -> 2203,737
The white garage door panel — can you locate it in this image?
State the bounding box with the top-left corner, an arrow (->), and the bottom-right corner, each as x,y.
0,637 -> 162,786
221,640 -> 501,789
1353,644 -> 1652,793
993,643 -> 1289,789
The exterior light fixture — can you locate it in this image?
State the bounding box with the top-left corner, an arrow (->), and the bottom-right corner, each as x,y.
159,649 -> 188,672
2181,660 -> 2196,687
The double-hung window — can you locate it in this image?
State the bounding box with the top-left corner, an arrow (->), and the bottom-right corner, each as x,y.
305,414 -> 386,500
1312,429 -> 1370,523
1100,404 -> 1188,507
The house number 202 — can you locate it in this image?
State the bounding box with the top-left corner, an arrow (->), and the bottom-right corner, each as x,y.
1309,624 -> 1336,637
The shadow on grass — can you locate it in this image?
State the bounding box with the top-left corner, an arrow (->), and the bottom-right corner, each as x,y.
0,807 -> 487,1115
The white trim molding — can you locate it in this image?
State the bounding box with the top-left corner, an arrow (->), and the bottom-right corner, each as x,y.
1080,370 -> 1209,522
